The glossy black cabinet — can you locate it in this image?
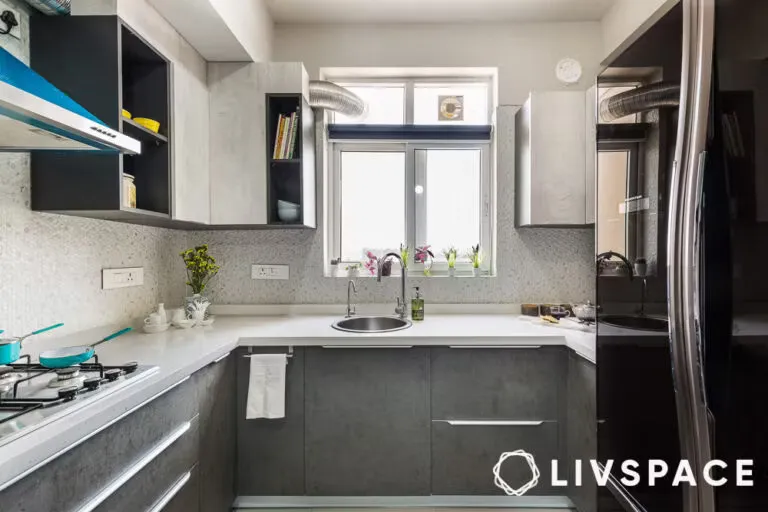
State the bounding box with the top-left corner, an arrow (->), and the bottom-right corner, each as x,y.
304,347 -> 431,496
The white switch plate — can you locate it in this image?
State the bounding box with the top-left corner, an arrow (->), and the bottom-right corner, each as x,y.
102,267 -> 144,289
0,1 -> 22,40
252,264 -> 290,280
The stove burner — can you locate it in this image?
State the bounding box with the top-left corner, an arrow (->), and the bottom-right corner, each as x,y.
104,369 -> 122,382
0,365 -> 13,377
123,362 -> 138,374
83,377 -> 101,391
57,386 -> 79,401
56,366 -> 80,378
48,367 -> 86,389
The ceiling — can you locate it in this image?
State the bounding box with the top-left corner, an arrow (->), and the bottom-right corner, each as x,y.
265,0 -> 616,24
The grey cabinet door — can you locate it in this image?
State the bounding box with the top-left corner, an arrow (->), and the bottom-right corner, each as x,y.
197,352 -> 236,511
304,347 -> 431,496
93,416 -> 200,512
160,465 -> 201,512
237,347 -> 305,495
431,347 -> 566,420
431,420 -> 560,496
0,376 -> 198,512
566,352 -> 596,512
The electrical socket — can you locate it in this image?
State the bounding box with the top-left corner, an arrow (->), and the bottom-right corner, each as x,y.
252,264 -> 290,280
0,1 -> 21,40
102,267 -> 144,289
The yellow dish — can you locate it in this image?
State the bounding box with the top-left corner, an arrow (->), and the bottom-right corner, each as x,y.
133,117 -> 160,133
121,109 -> 132,119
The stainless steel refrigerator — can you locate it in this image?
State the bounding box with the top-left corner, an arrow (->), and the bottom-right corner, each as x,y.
597,0 -> 768,510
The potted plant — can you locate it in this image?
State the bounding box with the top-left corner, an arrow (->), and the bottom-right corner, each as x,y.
400,243 -> 410,269
345,263 -> 361,278
180,244 -> 220,319
468,244 -> 482,276
443,247 -> 458,277
415,245 -> 435,276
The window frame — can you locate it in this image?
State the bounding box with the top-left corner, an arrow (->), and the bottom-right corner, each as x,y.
330,140 -> 493,274
332,76 -> 495,126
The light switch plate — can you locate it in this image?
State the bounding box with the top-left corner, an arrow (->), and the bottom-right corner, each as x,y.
102,267 -> 144,289
0,1 -> 22,40
252,264 -> 290,280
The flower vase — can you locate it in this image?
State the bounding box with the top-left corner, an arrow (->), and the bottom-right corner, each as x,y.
473,267 -> 482,277
448,267 -> 456,277
185,293 -> 211,322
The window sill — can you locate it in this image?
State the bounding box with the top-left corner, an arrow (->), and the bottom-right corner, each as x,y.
327,268 -> 494,279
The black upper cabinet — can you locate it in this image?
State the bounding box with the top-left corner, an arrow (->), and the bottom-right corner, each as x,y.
266,93 -> 316,228
30,16 -> 175,227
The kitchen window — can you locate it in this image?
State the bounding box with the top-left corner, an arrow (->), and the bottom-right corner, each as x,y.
327,77 -> 494,275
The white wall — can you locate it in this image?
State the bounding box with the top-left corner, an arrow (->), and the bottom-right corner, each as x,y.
210,0 -> 273,61
273,22 -> 604,103
600,0 -> 679,64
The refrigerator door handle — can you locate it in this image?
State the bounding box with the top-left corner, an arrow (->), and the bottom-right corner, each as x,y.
668,1 -> 716,512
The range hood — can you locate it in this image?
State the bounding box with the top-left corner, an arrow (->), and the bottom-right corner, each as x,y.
0,46 -> 140,153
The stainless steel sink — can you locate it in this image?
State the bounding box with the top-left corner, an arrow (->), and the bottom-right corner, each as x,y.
332,316 -> 412,333
600,314 -> 669,332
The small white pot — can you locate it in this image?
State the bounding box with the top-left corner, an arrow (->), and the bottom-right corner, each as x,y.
473,267 -> 482,277
448,267 -> 456,277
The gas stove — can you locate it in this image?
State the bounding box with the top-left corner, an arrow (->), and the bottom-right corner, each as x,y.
0,356 -> 158,447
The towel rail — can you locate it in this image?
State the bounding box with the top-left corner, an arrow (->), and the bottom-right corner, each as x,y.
243,346 -> 294,359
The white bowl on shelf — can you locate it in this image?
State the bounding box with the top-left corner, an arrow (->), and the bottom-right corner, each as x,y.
277,207 -> 300,222
277,200 -> 299,209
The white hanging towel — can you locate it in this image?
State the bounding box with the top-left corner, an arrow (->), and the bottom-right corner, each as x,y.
246,354 -> 287,419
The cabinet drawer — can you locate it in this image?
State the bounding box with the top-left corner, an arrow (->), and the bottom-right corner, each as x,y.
431,347 -> 566,420
154,464 -> 200,512
431,420 -> 559,495
0,376 -> 198,512
92,416 -> 199,512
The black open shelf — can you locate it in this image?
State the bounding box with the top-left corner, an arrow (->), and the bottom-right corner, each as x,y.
121,117 -> 168,144
30,16 -> 173,223
265,94 -> 316,228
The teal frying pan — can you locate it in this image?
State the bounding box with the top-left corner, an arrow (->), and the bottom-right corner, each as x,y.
39,327 -> 132,369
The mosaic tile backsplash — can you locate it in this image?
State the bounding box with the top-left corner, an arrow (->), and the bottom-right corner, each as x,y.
0,2 -> 185,335
1,2 -> 594,333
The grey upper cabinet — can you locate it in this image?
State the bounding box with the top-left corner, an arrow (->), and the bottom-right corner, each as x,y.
304,347 -> 431,496
209,62 -> 313,227
515,91 -> 595,227
237,347 -> 306,496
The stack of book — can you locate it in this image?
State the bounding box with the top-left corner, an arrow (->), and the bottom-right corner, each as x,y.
272,111 -> 300,160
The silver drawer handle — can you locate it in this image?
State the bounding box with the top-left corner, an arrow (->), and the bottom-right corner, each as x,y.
77,421 -> 192,512
448,345 -> 542,349
436,420 -> 545,426
321,345 -> 414,349
213,351 -> 230,364
147,470 -> 192,512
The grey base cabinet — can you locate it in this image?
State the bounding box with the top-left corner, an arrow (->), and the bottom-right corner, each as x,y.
566,352 -> 597,512
237,347 -> 306,495
198,352 -> 237,510
430,347 -> 567,496
0,353 -> 236,512
304,347 -> 431,496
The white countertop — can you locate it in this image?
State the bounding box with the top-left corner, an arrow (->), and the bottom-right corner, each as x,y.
0,313 -> 595,490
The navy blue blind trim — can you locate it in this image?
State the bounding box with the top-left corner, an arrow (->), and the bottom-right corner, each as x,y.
328,124 -> 493,141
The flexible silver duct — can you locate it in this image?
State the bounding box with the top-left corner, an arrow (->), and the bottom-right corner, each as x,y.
599,82 -> 680,122
22,0 -> 70,15
309,80 -> 367,119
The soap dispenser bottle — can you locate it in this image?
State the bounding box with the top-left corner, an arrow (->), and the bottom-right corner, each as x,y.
411,287 -> 425,321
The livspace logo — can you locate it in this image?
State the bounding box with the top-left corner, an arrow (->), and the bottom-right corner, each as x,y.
493,451 -> 755,496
